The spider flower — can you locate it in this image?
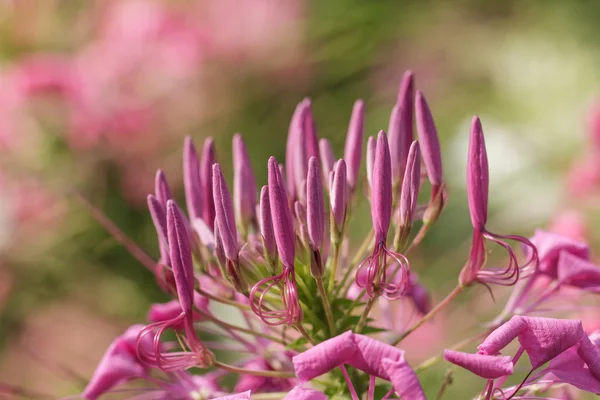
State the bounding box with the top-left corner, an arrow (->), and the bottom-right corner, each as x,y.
445,317 -> 600,397
213,163 -> 247,293
307,157 -> 325,277
459,116 -> 538,287
233,134 -> 258,234
183,136 -> 203,223
249,157 -> 302,326
137,200 -> 214,371
389,70 -> 414,187
343,99 -> 365,191
293,331 -> 425,399
356,131 -> 410,299
415,90 -> 446,224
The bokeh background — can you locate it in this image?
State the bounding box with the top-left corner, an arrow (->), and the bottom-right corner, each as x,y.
1,0 -> 600,398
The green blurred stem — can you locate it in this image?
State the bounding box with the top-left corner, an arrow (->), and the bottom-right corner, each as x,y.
295,323 -> 316,345
327,243 -> 341,293
392,285 -> 464,346
316,276 -> 336,336
355,297 -> 375,334
195,309 -> 288,346
406,221 -> 433,254
214,360 -> 296,379
337,229 -> 374,297
196,287 -> 252,311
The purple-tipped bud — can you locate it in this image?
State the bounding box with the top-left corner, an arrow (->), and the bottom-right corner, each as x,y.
148,195 -> 169,265
415,91 -> 443,187
343,100 -> 365,190
259,186 -> 277,259
467,116 -> 489,230
294,200 -> 307,224
293,138 -> 308,203
232,134 -> 257,230
268,157 -> 295,269
155,169 -> 173,206
330,159 -> 347,236
307,157 -> 324,250
183,137 -> 203,222
212,164 -> 238,261
366,136 -> 376,189
372,131 -> 393,243
166,200 -> 195,313
200,137 -> 216,230
319,139 -> 335,184
399,141 -> 421,228
389,71 -> 414,185
285,100 -> 308,200
303,99 -> 319,160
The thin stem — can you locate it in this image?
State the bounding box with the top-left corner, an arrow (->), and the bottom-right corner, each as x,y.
355,297 -> 375,334
436,369 -> 454,400
295,323 -> 316,345
337,229 -> 374,297
340,365 -> 360,400
213,360 -> 296,379
316,276 -> 336,336
195,309 -> 288,346
392,285 -> 464,345
327,243 -> 341,293
406,221 -> 432,255
196,287 -> 252,311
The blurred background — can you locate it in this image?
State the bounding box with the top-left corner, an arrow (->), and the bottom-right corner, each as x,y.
1,0 -> 600,398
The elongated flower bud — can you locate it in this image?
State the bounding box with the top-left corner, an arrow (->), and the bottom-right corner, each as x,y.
372,131 -> 392,243
166,200 -> 195,313
415,91 -> 443,187
285,100 -> 308,200
212,164 -> 238,261
366,136 -> 376,189
303,99 -> 319,160
307,157 -> 324,250
148,195 -> 169,265
399,141 -> 421,228
155,169 -> 173,206
319,138 -> 335,185
268,157 -> 295,269
213,221 -> 226,269
183,136 -> 203,222
330,159 -> 347,241
200,137 -> 216,230
233,134 -> 257,231
467,116 -> 489,231
390,71 -> 414,185
343,100 -> 364,190
259,186 -> 277,261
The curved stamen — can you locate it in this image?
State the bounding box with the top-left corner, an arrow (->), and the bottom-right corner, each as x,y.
250,268 -> 301,326
356,242 -> 410,299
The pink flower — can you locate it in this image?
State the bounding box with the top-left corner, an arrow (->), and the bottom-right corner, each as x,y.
293,331 -> 425,399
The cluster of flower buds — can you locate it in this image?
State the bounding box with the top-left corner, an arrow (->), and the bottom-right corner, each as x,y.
81,70 -> 600,400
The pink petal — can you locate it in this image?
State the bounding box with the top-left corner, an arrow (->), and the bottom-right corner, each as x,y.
557,252 -> 600,291
293,331 -> 357,382
528,229 -> 589,278
382,358 -> 426,400
444,350 -> 513,379
283,386 -> 327,400
478,316 -> 584,369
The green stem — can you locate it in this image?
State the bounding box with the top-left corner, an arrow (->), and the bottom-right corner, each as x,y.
392,285 -> 464,346
196,287 -> 252,311
355,297 -> 375,334
327,243 -> 341,293
406,221 -> 432,254
316,276 -> 336,336
213,360 -> 296,379
195,309 -> 288,346
295,323 -> 316,345
337,229 -> 374,297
